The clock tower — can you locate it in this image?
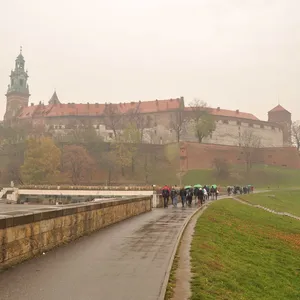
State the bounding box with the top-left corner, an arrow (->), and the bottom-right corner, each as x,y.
4,47 -> 30,122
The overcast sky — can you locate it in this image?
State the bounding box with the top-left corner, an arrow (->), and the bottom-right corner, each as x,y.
1,0 -> 300,121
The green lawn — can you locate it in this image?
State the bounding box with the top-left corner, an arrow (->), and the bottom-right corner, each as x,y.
239,190 -> 300,217
190,199 -> 300,300
183,164 -> 300,188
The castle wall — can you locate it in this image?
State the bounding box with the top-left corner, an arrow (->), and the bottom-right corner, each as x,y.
21,108 -> 284,148
180,142 -> 300,170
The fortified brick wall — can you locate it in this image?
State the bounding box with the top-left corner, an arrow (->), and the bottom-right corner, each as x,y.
0,196 -> 152,268
180,142 -> 300,170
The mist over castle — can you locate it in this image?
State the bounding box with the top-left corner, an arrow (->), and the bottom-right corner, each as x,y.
3,49 -> 291,147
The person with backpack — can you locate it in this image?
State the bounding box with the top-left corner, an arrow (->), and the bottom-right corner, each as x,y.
179,187 -> 187,208
161,185 -> 170,208
170,185 -> 179,208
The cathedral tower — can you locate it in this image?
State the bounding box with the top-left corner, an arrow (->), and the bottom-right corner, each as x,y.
4,47 -> 30,122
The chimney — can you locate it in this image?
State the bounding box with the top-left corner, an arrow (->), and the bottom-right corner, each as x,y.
236,109 -> 239,114
217,107 -> 220,111
156,99 -> 158,106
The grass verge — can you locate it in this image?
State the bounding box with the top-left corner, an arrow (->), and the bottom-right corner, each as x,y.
190,198 -> 300,300
239,190 -> 300,217
183,164 -> 300,188
164,243 -> 180,300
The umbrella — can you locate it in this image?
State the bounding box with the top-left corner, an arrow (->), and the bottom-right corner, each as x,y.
212,184 -> 217,188
194,184 -> 202,188
184,185 -> 192,189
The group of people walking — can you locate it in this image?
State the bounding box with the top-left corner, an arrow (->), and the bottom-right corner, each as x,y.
227,185 -> 254,196
161,184 -> 219,208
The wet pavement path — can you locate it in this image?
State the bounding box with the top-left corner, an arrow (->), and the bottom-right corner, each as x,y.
0,206 -> 198,300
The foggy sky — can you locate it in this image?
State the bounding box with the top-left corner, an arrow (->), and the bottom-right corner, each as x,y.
1,0 -> 300,121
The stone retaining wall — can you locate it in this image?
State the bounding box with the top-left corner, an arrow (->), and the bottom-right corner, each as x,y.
0,196 -> 152,269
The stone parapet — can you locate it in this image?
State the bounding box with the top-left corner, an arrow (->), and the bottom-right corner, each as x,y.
0,196 -> 152,269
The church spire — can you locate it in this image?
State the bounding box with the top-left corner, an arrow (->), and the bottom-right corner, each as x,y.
7,47 -> 29,95
4,48 -> 30,122
49,91 -> 61,105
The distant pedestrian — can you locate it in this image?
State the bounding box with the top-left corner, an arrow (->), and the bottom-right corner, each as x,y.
171,185 -> 179,207
186,188 -> 193,207
197,188 -> 204,206
203,188 -> 208,202
180,187 -> 187,208
162,185 -> 170,208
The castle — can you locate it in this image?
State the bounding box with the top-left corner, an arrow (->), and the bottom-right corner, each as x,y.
3,50 -> 292,147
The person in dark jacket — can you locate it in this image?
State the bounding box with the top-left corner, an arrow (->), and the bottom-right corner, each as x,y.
186,188 -> 193,207
179,187 -> 187,208
161,185 -> 170,208
197,188 -> 204,206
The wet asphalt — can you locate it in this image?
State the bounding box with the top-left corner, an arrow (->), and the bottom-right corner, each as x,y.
0,205 -> 199,300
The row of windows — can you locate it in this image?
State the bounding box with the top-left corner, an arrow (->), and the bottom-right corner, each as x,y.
221,120 -> 277,130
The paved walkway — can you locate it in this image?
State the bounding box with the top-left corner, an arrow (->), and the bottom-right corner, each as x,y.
0,205 -> 199,300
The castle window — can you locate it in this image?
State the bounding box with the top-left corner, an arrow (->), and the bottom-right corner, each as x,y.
19,79 -> 24,86
260,124 -> 264,129
272,126 -> 275,130
248,123 -> 253,127
237,121 -> 241,126
222,120 -> 228,124
108,133 -> 113,139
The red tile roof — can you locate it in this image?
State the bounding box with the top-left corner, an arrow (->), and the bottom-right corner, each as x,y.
268,105 -> 290,114
46,103 -> 105,117
185,107 -> 259,120
18,98 -> 182,119
18,98 -> 260,122
18,105 -> 38,118
114,98 -> 181,114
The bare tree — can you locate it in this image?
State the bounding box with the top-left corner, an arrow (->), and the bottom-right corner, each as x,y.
188,99 -> 216,143
238,129 -> 261,172
125,103 -> 146,141
212,158 -> 230,179
291,121 -> 300,150
62,145 -> 95,184
189,98 -> 208,118
103,103 -> 122,139
170,108 -> 185,143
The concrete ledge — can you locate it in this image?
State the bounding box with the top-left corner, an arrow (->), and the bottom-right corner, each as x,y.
0,196 -> 152,269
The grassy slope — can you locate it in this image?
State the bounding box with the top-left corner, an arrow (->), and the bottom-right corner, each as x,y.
183,164 -> 300,188
240,190 -> 300,217
190,199 -> 300,300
